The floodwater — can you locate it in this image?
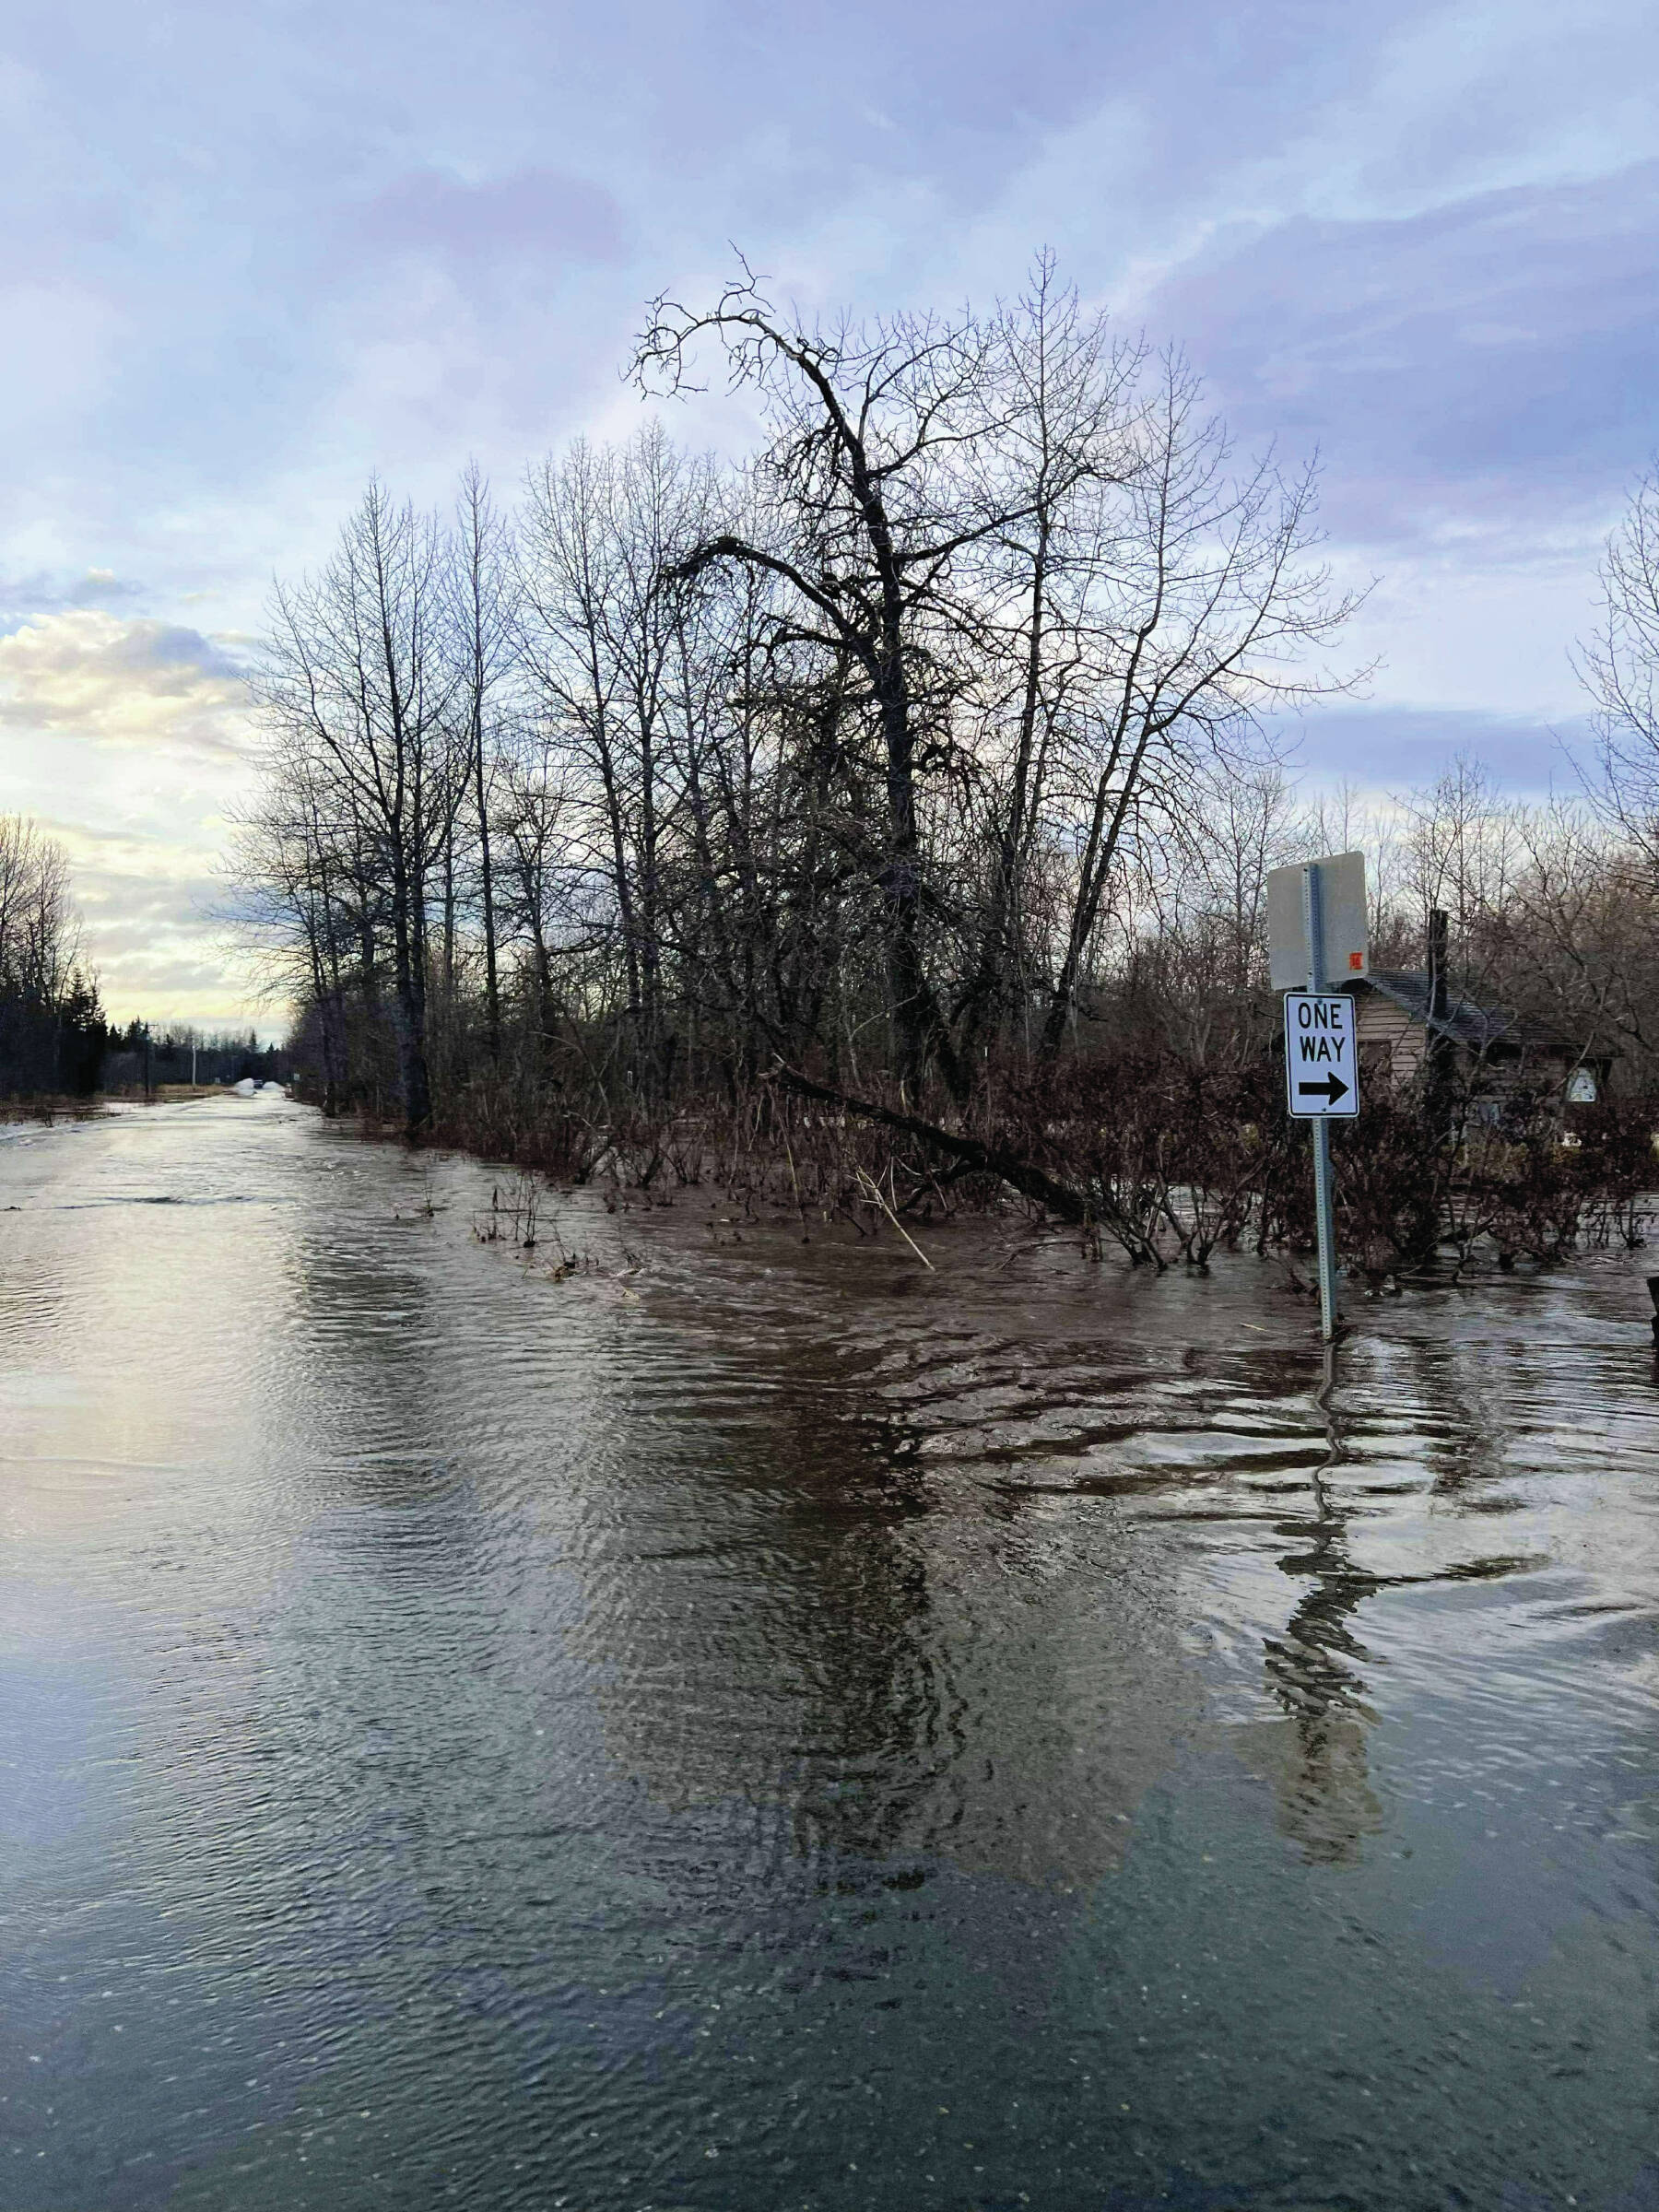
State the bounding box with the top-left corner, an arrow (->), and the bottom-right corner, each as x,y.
3,1097 -> 1657,2212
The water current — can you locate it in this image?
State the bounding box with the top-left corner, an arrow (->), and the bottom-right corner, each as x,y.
3,1095 -> 1657,2209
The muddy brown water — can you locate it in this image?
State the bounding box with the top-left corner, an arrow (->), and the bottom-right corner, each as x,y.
3,1095 -> 1657,2210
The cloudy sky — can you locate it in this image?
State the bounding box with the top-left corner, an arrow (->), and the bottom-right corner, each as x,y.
3,0 -> 1655,1027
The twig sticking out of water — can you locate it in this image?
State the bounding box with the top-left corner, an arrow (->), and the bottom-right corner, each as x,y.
782,1132 -> 810,1243
856,1167 -> 935,1271
476,1169 -> 571,1263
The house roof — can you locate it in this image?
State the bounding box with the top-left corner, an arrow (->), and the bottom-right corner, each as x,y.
1346,969 -> 1617,1069
1350,969 -> 1525,1055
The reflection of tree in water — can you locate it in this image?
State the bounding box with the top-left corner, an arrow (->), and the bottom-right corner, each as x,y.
585,1335 -> 1205,1888
581,1379 -> 957,1859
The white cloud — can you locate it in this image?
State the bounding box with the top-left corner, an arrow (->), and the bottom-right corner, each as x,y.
0,609 -> 253,759
0,612 -> 262,1023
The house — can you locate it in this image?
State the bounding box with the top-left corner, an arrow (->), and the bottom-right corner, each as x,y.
1342,922 -> 1609,1105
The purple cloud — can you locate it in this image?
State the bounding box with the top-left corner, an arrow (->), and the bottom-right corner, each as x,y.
1278,704 -> 1589,794
104,622 -> 247,679
341,167 -> 626,288
1151,162 -> 1659,549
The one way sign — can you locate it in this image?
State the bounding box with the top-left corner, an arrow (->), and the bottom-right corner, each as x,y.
1284,993 -> 1360,1119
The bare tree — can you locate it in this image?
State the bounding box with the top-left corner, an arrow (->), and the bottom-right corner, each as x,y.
0,815 -> 103,1097
493,728 -> 590,1067
946,257 -> 1146,1062
635,265 -> 1359,1088
1488,799 -> 1659,1069
1577,462 -> 1659,877
1034,359 -> 1360,1057
256,481 -> 461,1134
635,270 -> 1011,1095
227,747 -> 360,1113
0,814 -> 79,1006
447,461 -> 518,1062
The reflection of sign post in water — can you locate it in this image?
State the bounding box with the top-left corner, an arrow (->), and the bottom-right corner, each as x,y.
1266,854 -> 1368,1341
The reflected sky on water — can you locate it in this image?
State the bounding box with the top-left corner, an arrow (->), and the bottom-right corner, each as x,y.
3,1098 -> 1657,2210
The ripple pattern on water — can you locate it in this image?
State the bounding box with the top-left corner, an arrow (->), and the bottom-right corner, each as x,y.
3,1097 -> 1657,2211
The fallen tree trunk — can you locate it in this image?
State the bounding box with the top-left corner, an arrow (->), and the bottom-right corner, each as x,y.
766,1063 -> 1091,1225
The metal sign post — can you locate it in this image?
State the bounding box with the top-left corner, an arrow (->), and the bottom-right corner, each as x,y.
1305,864 -> 1339,1341
1268,851 -> 1367,1343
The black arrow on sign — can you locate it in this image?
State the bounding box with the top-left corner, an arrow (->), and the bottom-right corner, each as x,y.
1297,1073 -> 1348,1103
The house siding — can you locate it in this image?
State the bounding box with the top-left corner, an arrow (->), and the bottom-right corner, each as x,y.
1354,993 -> 1426,1079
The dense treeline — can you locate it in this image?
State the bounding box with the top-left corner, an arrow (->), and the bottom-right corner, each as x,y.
234,268 -> 1659,1267
0,816 -> 108,1100
100,1025 -> 291,1094
0,820 -> 287,1103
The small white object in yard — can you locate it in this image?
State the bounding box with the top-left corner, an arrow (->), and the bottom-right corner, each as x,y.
233,1077 -> 257,1097
259,1081 -> 285,1095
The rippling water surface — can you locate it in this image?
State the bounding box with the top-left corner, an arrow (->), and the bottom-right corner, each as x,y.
4,1097 -> 1657,2210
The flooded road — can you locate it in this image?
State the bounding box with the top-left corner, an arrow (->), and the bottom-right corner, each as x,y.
4,1095 -> 1657,2210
